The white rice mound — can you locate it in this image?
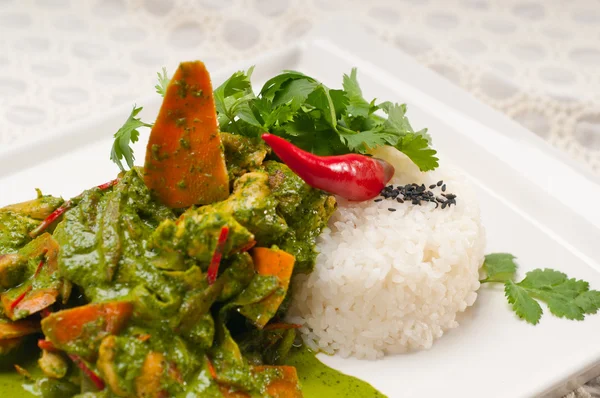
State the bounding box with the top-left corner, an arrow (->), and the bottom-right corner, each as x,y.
287,147 -> 486,359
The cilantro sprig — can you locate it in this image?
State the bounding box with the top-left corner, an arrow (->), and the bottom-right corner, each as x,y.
110,106 -> 152,172
213,67 -> 438,171
155,67 -> 170,97
481,253 -> 600,325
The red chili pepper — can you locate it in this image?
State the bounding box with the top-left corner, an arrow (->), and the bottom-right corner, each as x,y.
30,179 -> 119,238
261,134 -> 394,201
263,323 -> 302,331
69,354 -> 105,390
10,286 -> 32,311
207,226 -> 229,285
33,249 -> 48,278
206,357 -> 217,379
38,339 -> 58,352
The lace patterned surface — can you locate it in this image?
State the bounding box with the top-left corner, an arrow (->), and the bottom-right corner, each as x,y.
1,0 -> 599,395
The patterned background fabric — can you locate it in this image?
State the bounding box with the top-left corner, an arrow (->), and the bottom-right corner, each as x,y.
1,0 -> 599,395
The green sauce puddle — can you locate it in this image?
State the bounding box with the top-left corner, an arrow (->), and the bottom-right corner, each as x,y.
285,345 -> 386,398
0,344 -> 385,397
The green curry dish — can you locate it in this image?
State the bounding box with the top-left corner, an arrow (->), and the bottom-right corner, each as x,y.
1,193 -> 64,222
221,132 -> 270,181
150,211 -> 254,267
53,169 -> 188,322
0,193 -> 64,255
0,212 -> 40,255
200,171 -> 288,245
263,161 -> 337,273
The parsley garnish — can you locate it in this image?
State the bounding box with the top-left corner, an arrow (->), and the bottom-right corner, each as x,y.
155,67 -> 170,97
110,106 -> 152,172
481,253 -> 600,325
213,67 -> 438,171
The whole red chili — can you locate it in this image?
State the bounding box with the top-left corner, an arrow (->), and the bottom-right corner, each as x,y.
261,134 -> 395,201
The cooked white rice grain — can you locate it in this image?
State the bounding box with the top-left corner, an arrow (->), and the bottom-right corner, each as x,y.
287,147 -> 486,359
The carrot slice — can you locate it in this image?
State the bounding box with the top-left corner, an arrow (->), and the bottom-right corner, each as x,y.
253,248 -> 295,285
3,287 -> 58,320
253,366 -> 302,398
144,61 -> 229,208
41,302 -> 132,357
239,248 -> 295,328
0,318 -> 39,339
135,351 -> 182,398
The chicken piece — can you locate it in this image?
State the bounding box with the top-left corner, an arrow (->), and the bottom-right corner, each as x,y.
263,161 -> 337,273
200,172 -> 288,245
221,133 -> 269,180
1,194 -> 64,220
0,212 -> 38,254
150,212 -> 254,265
39,349 -> 69,379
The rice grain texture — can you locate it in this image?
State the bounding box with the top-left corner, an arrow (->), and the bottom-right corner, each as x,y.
287,147 -> 486,359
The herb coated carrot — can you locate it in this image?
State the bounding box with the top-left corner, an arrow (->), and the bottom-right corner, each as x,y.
0,318 -> 40,339
239,247 -> 295,328
144,61 -> 229,208
135,351 -> 179,398
41,302 -> 133,356
2,288 -> 58,320
253,366 -> 302,398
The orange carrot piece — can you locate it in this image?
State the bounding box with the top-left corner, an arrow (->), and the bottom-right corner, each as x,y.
8,288 -> 58,320
253,366 -> 302,398
41,302 -> 132,349
253,248 -> 295,285
0,319 -> 39,339
239,248 -> 295,328
135,352 -> 176,398
144,61 -> 229,208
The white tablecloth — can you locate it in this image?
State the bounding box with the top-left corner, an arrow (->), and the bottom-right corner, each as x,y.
1,0 -> 599,396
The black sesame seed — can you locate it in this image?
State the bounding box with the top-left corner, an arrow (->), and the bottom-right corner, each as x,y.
437,180 -> 443,187
388,208 -> 396,212
429,184 -> 437,189
442,184 -> 446,192
412,199 -> 420,205
374,198 -> 383,202
397,197 -> 404,203
441,203 -> 447,209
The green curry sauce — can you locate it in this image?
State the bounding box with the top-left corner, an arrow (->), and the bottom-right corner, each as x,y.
0,143 -> 385,397
0,345 -> 384,397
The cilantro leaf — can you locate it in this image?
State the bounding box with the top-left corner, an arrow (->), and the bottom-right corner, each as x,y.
155,67 -> 170,97
110,105 -> 152,172
518,268 -> 567,290
339,129 -> 385,152
481,253 -> 518,283
545,297 -> 584,320
260,70 -> 310,101
272,79 -> 318,110
504,280 -> 543,325
212,67 -> 438,171
343,68 -> 370,118
482,254 -> 600,325
395,134 -> 439,171
575,290 -> 600,314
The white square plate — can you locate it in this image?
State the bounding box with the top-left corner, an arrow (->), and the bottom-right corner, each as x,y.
1,19 -> 600,398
